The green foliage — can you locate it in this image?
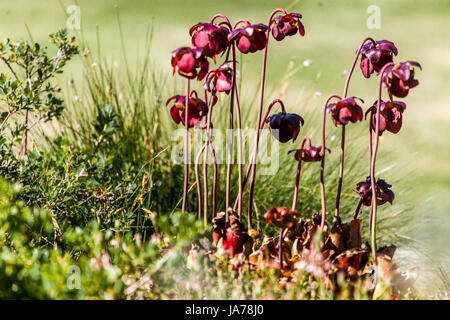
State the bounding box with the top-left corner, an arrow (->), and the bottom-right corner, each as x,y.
0,25 -> 437,299
0,29 -> 78,150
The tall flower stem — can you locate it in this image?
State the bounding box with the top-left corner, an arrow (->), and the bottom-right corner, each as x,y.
369,62 -> 395,263
292,161 -> 302,211
334,125 -> 346,219
203,90 -> 218,225
353,199 -> 363,220
181,79 -> 190,212
335,37 -> 376,218
291,136 -> 310,212
320,94 -> 341,229
232,99 -> 286,213
211,15 -> 234,216
232,44 -> 244,222
279,228 -> 284,270
342,37 -> 376,98
195,143 -> 207,219
247,8 -> 287,229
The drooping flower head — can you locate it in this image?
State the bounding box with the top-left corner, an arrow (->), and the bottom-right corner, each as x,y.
293,145 -> 325,162
189,23 -> 230,59
204,63 -> 233,94
264,207 -> 300,229
228,23 -> 269,54
166,95 -> 208,128
356,176 -> 395,206
271,12 -> 305,41
267,112 -> 304,143
382,61 -> 422,98
327,97 -> 364,126
366,100 -> 407,135
171,47 -> 209,80
360,40 -> 398,78
288,137 -> 327,162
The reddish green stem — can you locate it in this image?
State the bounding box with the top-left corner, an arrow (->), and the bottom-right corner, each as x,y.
320,94 -> 341,230
232,99 -> 286,212
232,44 -> 244,222
291,137 -> 310,212
247,8 -> 287,229
335,37 -> 376,218
369,62 -> 395,264
181,79 -> 190,212
195,143 -> 207,219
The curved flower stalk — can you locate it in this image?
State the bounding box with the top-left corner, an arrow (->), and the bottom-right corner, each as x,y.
171,43 -> 209,213
202,88 -> 219,225
206,59 -> 234,218
327,96 -> 364,219
369,61 -> 421,261
183,79 -> 190,212
231,99 -> 304,219
167,89 -> 209,212
204,15 -> 240,221
195,143 -> 208,219
246,8 -> 305,227
289,137 -> 324,212
320,94 -> 341,229
331,37 -> 376,220
232,58 -> 244,221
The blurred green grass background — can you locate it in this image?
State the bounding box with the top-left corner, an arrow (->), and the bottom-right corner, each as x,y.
0,0 -> 449,292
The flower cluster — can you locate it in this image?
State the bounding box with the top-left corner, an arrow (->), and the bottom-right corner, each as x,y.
167,9 -> 421,298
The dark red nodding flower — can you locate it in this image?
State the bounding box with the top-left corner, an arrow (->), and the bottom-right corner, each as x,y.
271,12 -> 305,41
267,112 -> 304,143
228,23 -> 269,54
366,100 -> 407,135
382,61 -> 422,98
204,63 -> 233,94
171,47 -> 209,80
189,23 -> 229,59
356,176 -> 395,207
166,95 -> 208,128
327,97 -> 364,126
360,40 -> 398,78
292,145 -> 326,162
264,207 -> 300,229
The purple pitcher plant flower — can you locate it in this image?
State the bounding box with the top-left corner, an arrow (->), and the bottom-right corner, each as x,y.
327,97 -> 364,126
356,176 -> 395,207
204,63 -> 233,94
171,46 -> 209,80
189,23 -> 230,59
360,40 -> 398,78
228,23 -> 269,54
382,61 -> 422,98
271,12 -> 305,41
166,95 -> 208,128
366,100 -> 407,135
266,112 -> 304,143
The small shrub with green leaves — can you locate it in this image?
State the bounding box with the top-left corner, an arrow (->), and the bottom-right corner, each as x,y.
0,29 -> 78,155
